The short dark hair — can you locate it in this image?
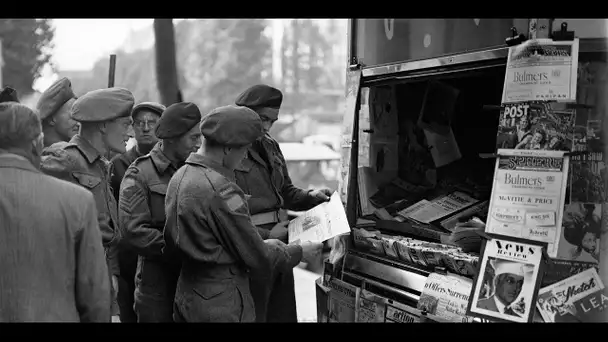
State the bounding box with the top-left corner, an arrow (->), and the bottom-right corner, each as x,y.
0,102 -> 42,149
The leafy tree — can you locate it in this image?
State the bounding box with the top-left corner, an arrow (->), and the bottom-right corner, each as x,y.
0,19 -> 54,95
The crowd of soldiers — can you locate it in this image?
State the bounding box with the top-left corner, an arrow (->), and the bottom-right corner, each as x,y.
0,80 -> 331,322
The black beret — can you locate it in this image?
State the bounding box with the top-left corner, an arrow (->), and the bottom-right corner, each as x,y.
132,102 -> 166,117
71,87 -> 135,123
155,102 -> 202,139
0,87 -> 19,103
234,84 -> 282,121
36,78 -> 76,120
201,105 -> 263,147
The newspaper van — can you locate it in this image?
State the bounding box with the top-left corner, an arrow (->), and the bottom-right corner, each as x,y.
317,19 -> 608,323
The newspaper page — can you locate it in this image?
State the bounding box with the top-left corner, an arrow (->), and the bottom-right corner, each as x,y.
502,38 -> 579,103
288,192 -> 351,244
327,278 -> 359,323
536,267 -> 604,322
485,149 -> 570,257
384,300 -> 421,323
406,191 -> 479,224
355,288 -> 387,322
468,236 -> 545,323
417,272 -> 476,323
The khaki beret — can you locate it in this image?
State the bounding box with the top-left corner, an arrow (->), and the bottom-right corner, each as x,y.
36,78 -> 76,120
235,84 -> 282,121
0,87 -> 19,103
132,102 -> 166,117
71,87 -> 135,123
201,105 -> 263,147
155,102 -> 202,139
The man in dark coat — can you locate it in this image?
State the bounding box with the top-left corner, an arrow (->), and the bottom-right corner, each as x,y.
36,78 -> 79,148
0,102 -> 110,322
0,86 -> 19,103
111,101 -> 165,322
119,102 -> 202,322
164,105 -> 323,322
40,87 -> 135,320
234,85 -> 332,322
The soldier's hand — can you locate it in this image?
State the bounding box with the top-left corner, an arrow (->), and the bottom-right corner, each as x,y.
264,238 -> 286,248
300,241 -> 324,263
269,220 -> 289,241
310,188 -> 333,203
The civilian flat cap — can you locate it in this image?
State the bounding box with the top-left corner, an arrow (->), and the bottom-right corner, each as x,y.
71,87 -> 135,123
234,84 -> 283,121
36,77 -> 76,120
0,87 -> 19,103
132,102 -> 166,117
155,102 -> 202,139
201,105 -> 263,147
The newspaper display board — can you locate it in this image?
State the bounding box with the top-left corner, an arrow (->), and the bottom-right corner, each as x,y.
536,267 -> 604,322
485,149 -> 570,257
288,192 -> 351,244
327,278 -> 359,323
501,39 -> 579,103
468,234 -> 546,323
417,273 -> 476,322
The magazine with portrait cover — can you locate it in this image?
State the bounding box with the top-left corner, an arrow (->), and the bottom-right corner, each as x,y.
555,202 -> 602,264
569,152 -> 606,204
495,102 -> 575,152
485,149 -> 570,257
536,267 -> 604,322
467,234 -> 547,323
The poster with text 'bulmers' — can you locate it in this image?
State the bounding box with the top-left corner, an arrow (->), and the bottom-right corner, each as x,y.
485,149 -> 570,257
502,38 -> 579,103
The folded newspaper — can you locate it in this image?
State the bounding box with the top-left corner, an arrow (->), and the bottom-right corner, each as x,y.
288,192 -> 351,244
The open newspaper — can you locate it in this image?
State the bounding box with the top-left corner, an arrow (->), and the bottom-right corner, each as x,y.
288,192 -> 351,244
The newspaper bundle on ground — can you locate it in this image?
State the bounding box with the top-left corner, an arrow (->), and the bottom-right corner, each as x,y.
485,149 -> 570,257
327,278 -> 359,323
288,192 -> 351,244
536,267 -> 604,322
502,38 -> 579,103
397,191 -> 479,224
468,235 -> 546,323
416,272 -> 475,323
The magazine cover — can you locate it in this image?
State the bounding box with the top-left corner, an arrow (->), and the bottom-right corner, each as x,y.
536,267 -> 604,322
495,102 -> 575,151
570,152 -> 606,204
467,234 -> 546,323
355,288 -> 388,323
327,278 -> 359,323
555,202 -> 602,264
485,149 -> 570,257
572,287 -> 608,322
417,272 -> 476,323
542,259 -> 599,288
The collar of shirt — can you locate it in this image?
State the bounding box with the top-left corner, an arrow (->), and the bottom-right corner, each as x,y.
150,142 -> 176,175
70,134 -> 101,164
185,153 -> 235,182
0,152 -> 38,173
493,295 -> 508,314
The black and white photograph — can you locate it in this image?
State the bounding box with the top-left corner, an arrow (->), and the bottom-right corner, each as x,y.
570,152 -> 606,203
467,234 -> 546,323
496,102 -> 575,152
556,202 -> 602,264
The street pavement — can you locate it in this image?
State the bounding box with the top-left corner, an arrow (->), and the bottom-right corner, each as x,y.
294,264 -> 321,322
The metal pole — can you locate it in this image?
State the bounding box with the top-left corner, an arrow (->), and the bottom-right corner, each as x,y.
108,54 -> 116,88
0,38 -> 4,87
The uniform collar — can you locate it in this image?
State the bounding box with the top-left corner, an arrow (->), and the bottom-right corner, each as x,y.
71,134 -> 101,164
186,153 -> 235,182
149,142 -> 175,175
493,295 -> 507,314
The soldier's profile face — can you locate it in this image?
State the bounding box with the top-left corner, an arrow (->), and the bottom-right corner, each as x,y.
224,145 -> 249,170
173,124 -> 202,162
261,118 -> 276,134
54,99 -> 79,140
104,116 -> 132,154
496,273 -> 524,305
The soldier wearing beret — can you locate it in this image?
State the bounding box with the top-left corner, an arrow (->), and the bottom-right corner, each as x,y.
0,86 -> 19,103
36,78 -> 79,148
234,84 -> 332,322
40,87 -> 135,319
110,102 -> 166,323
164,105 -> 323,322
118,102 -> 202,322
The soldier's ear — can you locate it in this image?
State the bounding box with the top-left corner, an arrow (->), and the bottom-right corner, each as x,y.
99,122 -> 108,134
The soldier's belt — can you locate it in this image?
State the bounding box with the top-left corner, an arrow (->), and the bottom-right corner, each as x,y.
251,209 -> 288,226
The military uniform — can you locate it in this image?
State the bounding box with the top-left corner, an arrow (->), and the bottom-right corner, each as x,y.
111,101 -> 165,323
40,87 -> 135,316
235,85 -> 326,322
36,78 -> 78,148
119,102 -> 201,322
0,86 -> 19,103
164,105 -> 303,322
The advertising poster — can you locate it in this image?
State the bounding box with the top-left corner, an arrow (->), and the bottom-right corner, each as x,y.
570,152 -> 606,204
468,235 -> 546,323
502,38 -> 579,103
555,202 -> 602,264
485,149 -> 570,257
